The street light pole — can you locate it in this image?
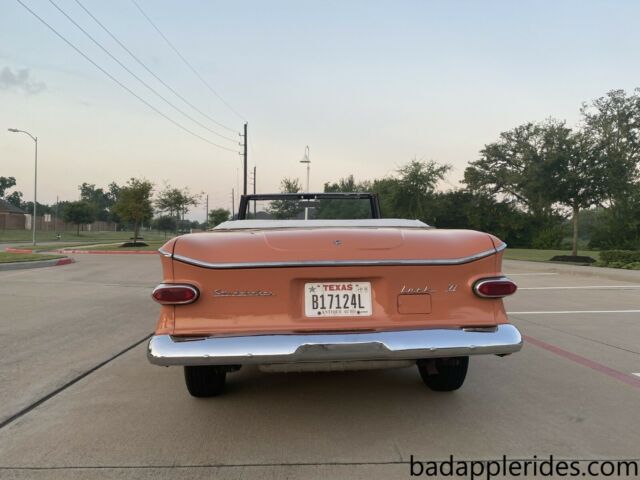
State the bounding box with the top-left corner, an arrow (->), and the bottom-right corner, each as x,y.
8,128 -> 38,245
299,145 -> 310,192
299,146 -> 311,220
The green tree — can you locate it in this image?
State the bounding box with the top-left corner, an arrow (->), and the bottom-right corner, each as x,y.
112,178 -> 154,244
464,121 -> 567,247
208,208 -> 230,228
431,190 -> 541,248
62,201 -> 96,236
21,201 -> 52,215
267,178 -> 304,219
106,182 -> 121,224
79,183 -> 115,222
464,122 -> 556,218
0,176 -> 17,198
155,183 -> 201,231
152,215 -> 177,239
580,89 -> 640,249
544,125 -> 607,255
6,191 -> 23,209
589,185 -> 640,250
315,175 -> 374,219
372,159 -> 451,221
580,89 -> 640,205
0,176 -> 24,210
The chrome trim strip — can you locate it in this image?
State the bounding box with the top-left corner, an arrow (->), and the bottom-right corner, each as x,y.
147,324 -> 523,366
495,242 -> 507,253
151,283 -> 200,305
158,248 -> 172,257
170,246 -> 502,270
473,276 -> 517,298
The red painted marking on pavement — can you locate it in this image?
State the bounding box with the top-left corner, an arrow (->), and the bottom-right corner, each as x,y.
55,258 -> 74,266
524,335 -> 640,389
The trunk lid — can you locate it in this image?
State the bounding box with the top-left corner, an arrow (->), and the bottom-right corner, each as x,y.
170,227 -> 497,266
164,227 -> 506,336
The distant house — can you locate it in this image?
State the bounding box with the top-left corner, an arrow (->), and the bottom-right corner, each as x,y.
0,199 -> 26,230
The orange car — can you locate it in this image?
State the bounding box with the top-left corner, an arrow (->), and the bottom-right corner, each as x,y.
148,193 -> 522,397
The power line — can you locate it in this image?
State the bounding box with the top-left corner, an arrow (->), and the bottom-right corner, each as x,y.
72,0 -> 239,138
47,0 -> 238,145
130,0 -> 246,123
15,0 -> 238,152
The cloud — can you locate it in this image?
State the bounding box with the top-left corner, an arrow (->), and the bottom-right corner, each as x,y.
0,66 -> 46,94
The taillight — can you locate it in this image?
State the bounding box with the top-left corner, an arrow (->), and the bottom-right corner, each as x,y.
473,277 -> 517,298
152,284 -> 199,305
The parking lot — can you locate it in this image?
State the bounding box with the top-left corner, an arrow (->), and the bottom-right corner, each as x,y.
0,254 -> 638,479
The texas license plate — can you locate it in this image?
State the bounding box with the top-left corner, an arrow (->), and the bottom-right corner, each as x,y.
304,282 -> 372,317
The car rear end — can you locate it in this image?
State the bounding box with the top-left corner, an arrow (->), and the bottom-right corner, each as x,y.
148,224 -> 522,396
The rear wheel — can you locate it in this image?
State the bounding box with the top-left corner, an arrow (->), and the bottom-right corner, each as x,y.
183,366 -> 227,397
417,356 -> 469,391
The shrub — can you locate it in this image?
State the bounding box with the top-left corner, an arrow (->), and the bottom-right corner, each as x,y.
531,226 -> 564,249
599,250 -> 640,266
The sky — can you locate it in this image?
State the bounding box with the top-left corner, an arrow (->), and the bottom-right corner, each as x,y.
1,0 -> 640,221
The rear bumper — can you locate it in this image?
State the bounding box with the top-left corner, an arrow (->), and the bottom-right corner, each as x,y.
147,324 -> 523,367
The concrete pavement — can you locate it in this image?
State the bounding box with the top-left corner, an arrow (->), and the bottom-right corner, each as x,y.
0,257 -> 638,479
0,255 -> 159,425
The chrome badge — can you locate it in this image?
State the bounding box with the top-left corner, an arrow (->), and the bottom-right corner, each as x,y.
400,285 -> 434,295
399,284 -> 459,294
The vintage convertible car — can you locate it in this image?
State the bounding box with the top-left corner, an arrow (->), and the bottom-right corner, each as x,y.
148,193 -> 522,397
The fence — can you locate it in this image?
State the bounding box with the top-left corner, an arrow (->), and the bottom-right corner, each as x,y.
1,213 -> 116,232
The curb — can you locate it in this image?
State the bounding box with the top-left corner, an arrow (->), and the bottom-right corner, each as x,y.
0,256 -> 75,271
504,259 -> 640,283
55,249 -> 159,255
4,248 -> 34,254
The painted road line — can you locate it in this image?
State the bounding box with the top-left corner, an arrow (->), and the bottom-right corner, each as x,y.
509,310 -> 640,315
633,373 -> 640,378
518,285 -> 640,290
524,335 -> 640,389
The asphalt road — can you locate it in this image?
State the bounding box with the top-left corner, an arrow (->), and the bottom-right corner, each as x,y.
0,255 -> 638,479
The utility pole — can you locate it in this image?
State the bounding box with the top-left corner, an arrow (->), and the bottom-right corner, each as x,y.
205,194 -> 209,229
241,122 -> 248,196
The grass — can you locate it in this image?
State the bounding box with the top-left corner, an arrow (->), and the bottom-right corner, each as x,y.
8,242 -> 106,252
0,230 -> 171,243
0,252 -> 65,263
504,248 -> 601,263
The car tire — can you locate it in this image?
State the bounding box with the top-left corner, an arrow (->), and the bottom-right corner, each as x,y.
417,356 -> 469,391
183,366 -> 227,397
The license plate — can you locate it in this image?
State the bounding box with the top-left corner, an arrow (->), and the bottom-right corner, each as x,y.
304,282 -> 372,317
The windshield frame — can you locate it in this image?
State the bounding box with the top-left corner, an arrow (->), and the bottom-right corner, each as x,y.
237,192 -> 381,220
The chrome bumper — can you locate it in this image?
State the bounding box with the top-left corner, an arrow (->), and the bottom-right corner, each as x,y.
147,324 -> 523,367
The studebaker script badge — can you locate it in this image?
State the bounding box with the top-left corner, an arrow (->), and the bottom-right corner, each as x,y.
400,285 -> 434,295
399,284 -> 458,294
213,289 -> 274,297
